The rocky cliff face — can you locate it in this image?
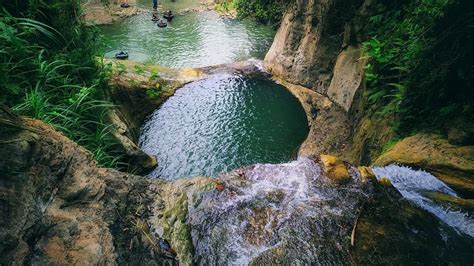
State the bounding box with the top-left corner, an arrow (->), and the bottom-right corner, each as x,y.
265,0 -> 367,97
264,0 -> 473,198
264,0 -> 396,166
0,108 -> 175,264
265,0 -> 383,165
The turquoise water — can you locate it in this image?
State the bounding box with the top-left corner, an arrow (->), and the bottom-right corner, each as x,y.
100,4 -> 308,179
97,8 -> 275,68
139,74 -> 309,179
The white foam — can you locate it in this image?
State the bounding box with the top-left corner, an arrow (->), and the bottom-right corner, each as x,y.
373,164 -> 474,237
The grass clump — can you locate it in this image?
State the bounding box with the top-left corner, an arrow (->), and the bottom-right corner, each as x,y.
0,1 -> 124,168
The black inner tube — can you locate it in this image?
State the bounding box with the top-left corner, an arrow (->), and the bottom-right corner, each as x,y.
157,20 -> 167,27
115,52 -> 129,59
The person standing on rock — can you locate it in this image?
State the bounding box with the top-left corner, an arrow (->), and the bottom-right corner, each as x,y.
153,0 -> 158,10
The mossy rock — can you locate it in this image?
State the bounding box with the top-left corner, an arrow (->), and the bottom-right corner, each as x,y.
320,154 -> 351,184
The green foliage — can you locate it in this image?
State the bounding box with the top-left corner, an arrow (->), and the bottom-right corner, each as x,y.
215,0 -> 236,13
0,2 -> 124,168
146,87 -> 161,98
234,0 -> 291,26
381,137 -> 401,153
363,0 -> 474,135
133,65 -> 145,75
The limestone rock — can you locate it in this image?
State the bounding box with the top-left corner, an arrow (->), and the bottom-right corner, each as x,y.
150,177 -> 215,265
264,0 -> 368,95
108,109 -> 157,174
320,154 -> 351,184
0,109 -> 171,265
275,79 -> 352,160
326,46 -> 367,112
358,166 -> 376,182
375,133 -> 474,197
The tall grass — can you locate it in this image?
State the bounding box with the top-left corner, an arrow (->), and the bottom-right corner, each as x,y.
0,10 -> 124,168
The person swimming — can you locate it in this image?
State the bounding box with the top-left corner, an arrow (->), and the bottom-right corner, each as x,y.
163,10 -> 174,22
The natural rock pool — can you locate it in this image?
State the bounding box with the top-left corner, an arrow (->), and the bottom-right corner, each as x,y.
98,3 -> 275,68
139,74 -> 309,179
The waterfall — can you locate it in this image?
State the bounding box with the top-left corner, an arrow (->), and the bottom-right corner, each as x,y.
189,157 -> 368,264
373,164 -> 474,237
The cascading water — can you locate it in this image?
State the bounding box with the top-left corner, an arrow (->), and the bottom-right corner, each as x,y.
373,165 -> 474,237
169,160 -> 474,264
187,157 -> 369,264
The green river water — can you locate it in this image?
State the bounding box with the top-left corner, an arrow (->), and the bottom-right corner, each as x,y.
98,0 -> 275,68
98,2 -> 309,179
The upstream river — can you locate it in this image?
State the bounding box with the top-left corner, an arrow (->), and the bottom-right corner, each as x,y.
98,0 -> 275,68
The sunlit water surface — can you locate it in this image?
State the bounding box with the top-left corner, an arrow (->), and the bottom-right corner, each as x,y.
139,74 -> 309,179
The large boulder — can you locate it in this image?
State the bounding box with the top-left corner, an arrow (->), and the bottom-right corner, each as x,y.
375,133 -> 474,197
0,108 -> 173,264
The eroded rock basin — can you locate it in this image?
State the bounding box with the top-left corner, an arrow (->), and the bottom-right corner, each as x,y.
139,73 -> 309,179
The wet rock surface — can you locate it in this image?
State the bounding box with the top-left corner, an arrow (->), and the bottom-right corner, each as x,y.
375,133 -> 474,198
149,157 -> 473,265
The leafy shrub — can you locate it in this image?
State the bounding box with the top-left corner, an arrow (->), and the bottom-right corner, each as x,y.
0,1 -> 124,168
234,0 -> 291,26
363,0 -> 474,135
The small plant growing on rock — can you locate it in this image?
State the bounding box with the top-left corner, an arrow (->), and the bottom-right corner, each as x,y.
378,177 -> 392,187
134,65 -> 145,75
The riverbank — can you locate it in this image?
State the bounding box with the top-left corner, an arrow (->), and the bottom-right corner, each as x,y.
81,0 -> 232,26
81,0 -> 145,25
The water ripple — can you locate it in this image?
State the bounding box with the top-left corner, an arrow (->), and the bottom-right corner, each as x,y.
139,74 -> 309,179
98,11 -> 275,68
